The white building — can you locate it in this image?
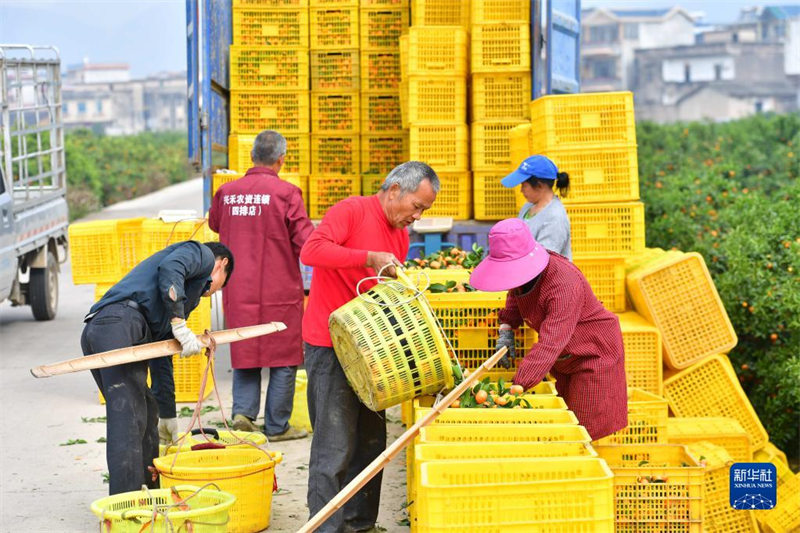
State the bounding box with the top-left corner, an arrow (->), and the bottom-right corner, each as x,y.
581,6 -> 696,92
62,62 -> 186,135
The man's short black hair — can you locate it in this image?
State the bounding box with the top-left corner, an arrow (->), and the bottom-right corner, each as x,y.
203,241 -> 234,286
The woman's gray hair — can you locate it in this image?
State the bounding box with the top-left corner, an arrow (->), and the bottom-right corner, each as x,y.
250,130 -> 287,166
380,161 -> 440,194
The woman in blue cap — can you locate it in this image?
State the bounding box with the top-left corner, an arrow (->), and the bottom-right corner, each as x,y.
502,155 -> 572,260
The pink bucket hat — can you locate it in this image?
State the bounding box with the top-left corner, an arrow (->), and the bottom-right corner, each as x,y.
469,218 -> 550,292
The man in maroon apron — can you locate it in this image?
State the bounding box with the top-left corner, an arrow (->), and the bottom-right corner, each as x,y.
470,218 -> 628,440
209,130 -> 314,440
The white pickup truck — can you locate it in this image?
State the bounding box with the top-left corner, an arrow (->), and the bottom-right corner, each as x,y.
0,45 -> 69,320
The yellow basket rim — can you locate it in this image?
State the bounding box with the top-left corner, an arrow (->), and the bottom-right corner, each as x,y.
154,449 -> 282,475
90,484 -> 236,520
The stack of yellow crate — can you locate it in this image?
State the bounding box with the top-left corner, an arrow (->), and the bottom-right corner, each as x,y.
470,0 -> 530,221
405,385 -> 617,532
359,0 -> 408,196
308,0 -> 361,217
403,8 -> 471,219
228,0 -> 311,199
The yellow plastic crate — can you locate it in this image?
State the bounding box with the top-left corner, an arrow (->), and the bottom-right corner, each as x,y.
473,171 -> 520,220
232,8 -> 309,47
234,0 -> 308,6
529,145 -> 641,204
566,201 -> 646,257
215,171 -> 306,198
413,395 -> 570,420
212,171 -> 244,196
755,472 -> 800,533
416,457 -> 614,532
360,133 -> 408,175
230,91 -> 310,134
595,388 -> 668,445
360,92 -> 402,133
687,442 -> 759,533
471,72 -> 531,121
310,50 -> 360,91
596,444 -> 705,533
229,46 -> 309,91
574,257 -> 627,312
311,92 -> 360,133
418,421 -> 593,445
308,175 -> 360,218
406,76 -> 467,124
425,290 -> 538,378
311,134 -> 360,175
471,22 -> 531,73
404,268 -> 471,289
361,173 -> 383,195
140,218 -> 217,258
509,121 -> 532,170
529,91 -> 637,150
754,442 -> 791,479
416,406 -> 578,424
406,26 -> 469,76
667,417 -> 752,462
310,7 -> 359,49
471,0 -> 529,23
360,7 -> 409,49
228,133 -> 311,175
471,120 -> 528,170
409,124 -> 469,172
69,218 -> 145,284
617,311 -> 663,395
663,354 -> 769,450
361,0 -> 408,5
311,0 -> 357,5
627,251 -> 737,369
420,171 -> 472,219
360,50 -> 401,91
411,0 -> 469,28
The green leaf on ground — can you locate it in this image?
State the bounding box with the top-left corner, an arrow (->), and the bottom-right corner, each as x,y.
81,416 -> 107,423
60,439 -> 87,446
96,437 -> 107,443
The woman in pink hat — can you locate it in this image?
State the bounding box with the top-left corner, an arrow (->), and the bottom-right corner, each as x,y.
470,218 -> 628,440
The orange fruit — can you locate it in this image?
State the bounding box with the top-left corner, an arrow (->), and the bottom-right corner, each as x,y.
509,385 -> 524,396
475,390 -> 488,405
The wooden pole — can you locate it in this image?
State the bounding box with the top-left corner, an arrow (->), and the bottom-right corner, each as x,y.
296,346 -> 509,533
30,322 -> 286,378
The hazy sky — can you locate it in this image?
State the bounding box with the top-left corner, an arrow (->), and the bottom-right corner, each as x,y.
0,0 -> 777,77
0,0 -> 185,77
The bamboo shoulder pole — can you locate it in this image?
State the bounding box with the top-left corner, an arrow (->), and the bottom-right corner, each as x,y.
30,322 -> 286,378
296,346 -> 508,533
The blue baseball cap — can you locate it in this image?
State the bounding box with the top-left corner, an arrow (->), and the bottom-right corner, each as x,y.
501,155 -> 558,188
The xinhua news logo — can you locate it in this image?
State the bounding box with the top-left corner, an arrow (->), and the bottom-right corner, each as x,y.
730,462 -> 777,510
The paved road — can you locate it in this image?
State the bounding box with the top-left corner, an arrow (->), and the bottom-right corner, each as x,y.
0,178 -> 408,532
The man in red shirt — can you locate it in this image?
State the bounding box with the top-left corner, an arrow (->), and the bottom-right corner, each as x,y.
209,130 -> 314,441
300,161 -> 438,533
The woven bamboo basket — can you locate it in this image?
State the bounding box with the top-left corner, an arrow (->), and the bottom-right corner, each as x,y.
329,271 -> 453,411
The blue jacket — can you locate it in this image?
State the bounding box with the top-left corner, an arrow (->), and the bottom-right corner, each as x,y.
90,241 -> 214,417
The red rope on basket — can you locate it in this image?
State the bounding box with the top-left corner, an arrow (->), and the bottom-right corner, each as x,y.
155,330 -> 280,494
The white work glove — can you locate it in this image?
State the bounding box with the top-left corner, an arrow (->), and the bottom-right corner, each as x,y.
495,325 -> 516,369
171,319 -> 205,357
158,417 -> 179,445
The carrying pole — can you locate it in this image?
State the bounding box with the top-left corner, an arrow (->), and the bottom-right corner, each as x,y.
296,346 -> 508,533
30,322 -> 286,378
